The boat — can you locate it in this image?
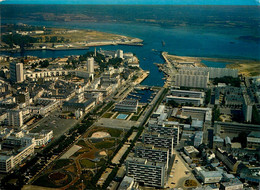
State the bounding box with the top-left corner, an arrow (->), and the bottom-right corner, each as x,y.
162,40 -> 165,46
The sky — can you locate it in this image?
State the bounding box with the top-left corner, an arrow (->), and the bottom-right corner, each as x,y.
1,0 -> 260,5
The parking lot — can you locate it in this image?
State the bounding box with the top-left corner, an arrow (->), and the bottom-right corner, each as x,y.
30,110 -> 78,138
95,118 -> 140,130
167,150 -> 200,189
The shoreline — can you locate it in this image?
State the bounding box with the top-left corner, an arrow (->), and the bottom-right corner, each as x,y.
161,52 -> 260,77
134,70 -> 150,85
0,42 -> 143,53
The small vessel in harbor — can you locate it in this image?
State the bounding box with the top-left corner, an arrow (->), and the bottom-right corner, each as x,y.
162,40 -> 165,46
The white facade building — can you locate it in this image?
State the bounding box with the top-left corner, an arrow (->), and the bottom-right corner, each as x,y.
175,69 -> 209,88
180,66 -> 238,79
116,49 -> 124,59
0,143 -> 34,173
87,57 -> 94,73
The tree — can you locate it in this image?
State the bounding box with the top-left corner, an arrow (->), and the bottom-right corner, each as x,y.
213,76 -> 241,87
252,105 -> 260,125
205,89 -> 211,104
212,105 -> 221,122
39,60 -> 49,68
167,100 -> 179,107
232,132 -> 248,148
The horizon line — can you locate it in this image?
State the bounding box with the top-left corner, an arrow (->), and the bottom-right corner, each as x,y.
1,3 -> 260,6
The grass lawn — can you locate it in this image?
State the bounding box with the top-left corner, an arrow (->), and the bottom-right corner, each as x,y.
130,115 -> 139,121
94,140 -> 116,149
33,172 -> 72,188
102,112 -> 113,118
80,159 -> 96,168
52,159 -> 73,170
80,158 -> 106,168
77,140 -> 88,148
106,128 -> 122,138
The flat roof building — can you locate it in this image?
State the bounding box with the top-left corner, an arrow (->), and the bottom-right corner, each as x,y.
214,121 -> 260,134
0,143 -> 34,173
166,96 -> 204,106
195,166 -> 223,184
180,66 -> 238,79
175,68 -> 209,89
194,131 -> 204,147
115,99 -> 138,113
170,89 -> 205,98
147,121 -> 179,145
220,178 -> 243,190
247,131 -> 260,149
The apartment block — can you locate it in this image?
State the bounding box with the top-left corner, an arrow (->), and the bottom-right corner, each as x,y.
166,96 -> 204,106
126,157 -> 167,188
175,69 -> 209,88
0,143 -> 34,173
7,109 -> 23,128
147,121 -> 179,145
180,66 -> 238,79
170,89 -> 205,98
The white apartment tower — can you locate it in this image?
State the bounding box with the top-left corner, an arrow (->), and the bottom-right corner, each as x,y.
87,57 -> 94,73
8,110 -> 23,127
116,50 -> 124,59
10,62 -> 24,83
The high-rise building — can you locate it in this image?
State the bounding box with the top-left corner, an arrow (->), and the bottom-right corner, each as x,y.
175,68 -> 209,89
126,156 -> 168,188
10,62 -> 24,83
116,49 -> 124,59
87,57 -> 94,73
7,110 -> 23,128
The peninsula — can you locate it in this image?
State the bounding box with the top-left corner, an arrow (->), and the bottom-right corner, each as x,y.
158,52 -> 260,78
0,24 -> 143,52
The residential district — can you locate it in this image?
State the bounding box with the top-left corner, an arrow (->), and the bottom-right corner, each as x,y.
0,48 -> 259,190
